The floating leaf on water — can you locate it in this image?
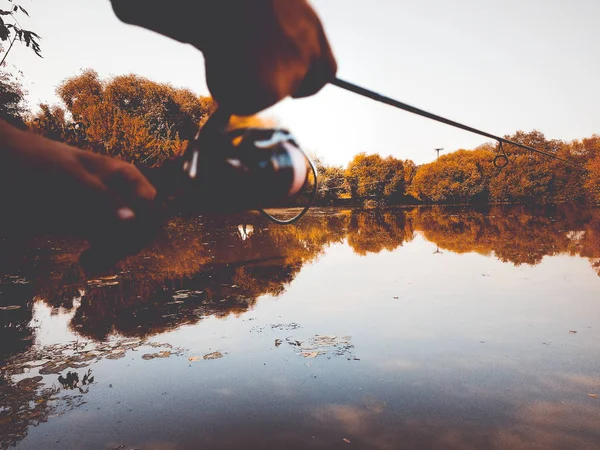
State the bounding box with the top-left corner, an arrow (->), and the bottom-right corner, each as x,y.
569,330 -> 578,334
275,339 -> 283,347
287,334 -> 356,360
271,323 -> 301,331
87,279 -> 119,287
188,356 -> 201,362
141,351 -> 171,360
147,342 -> 173,349
588,393 -> 598,398
99,275 -> 119,281
203,351 -> 223,360
173,290 -> 204,300
0,305 -> 21,310
343,438 -> 351,444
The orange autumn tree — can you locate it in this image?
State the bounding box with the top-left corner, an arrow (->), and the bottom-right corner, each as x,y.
311,155 -> 348,205
579,135 -> 600,202
31,70 -> 212,165
345,153 -> 406,204
487,130 -> 583,203
410,148 -> 496,203
409,130 -> 592,204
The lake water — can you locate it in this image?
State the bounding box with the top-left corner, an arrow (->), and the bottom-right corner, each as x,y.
2,205 -> 600,449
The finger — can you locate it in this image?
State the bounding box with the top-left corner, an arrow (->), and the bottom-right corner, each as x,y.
83,169 -> 160,264
205,55 -> 281,116
292,28 -> 337,98
102,164 -> 157,217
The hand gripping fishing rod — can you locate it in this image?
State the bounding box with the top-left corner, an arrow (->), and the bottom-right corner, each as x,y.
330,78 -> 578,169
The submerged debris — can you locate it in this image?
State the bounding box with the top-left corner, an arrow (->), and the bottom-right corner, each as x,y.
203,351 -> 224,360
252,323 -> 302,334
0,337 -> 187,447
281,335 -> 358,360
271,323 -> 301,331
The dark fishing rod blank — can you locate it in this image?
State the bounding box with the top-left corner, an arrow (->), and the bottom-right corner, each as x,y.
330,78 -> 578,169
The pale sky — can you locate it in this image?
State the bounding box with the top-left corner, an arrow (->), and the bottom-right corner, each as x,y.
5,0 -> 600,166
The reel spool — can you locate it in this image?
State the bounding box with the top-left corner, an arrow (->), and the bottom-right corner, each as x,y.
175,109 -> 318,224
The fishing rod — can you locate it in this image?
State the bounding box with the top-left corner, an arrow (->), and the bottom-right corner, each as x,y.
330,78 -> 579,169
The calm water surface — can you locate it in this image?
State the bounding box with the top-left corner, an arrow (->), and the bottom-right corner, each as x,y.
2,205 -> 600,449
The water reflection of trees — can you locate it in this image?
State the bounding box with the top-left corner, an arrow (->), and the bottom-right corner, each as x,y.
3,205 -> 600,448
2,206 -> 600,347
3,206 -> 600,346
409,205 -> 600,267
347,210 -> 414,256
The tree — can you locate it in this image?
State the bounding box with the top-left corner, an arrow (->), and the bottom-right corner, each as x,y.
311,155 -> 347,205
0,2 -> 41,64
410,149 -> 495,203
488,131 -> 578,203
345,153 -> 405,205
0,70 -> 26,126
579,135 -> 600,203
33,70 -> 213,165
30,103 -> 89,145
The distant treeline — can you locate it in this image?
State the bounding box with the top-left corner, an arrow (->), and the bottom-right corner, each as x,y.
316,131 -> 600,206
1,69 -> 599,205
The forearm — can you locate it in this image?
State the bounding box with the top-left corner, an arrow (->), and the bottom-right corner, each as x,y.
0,120 -> 52,225
0,120 -> 76,199
0,119 -> 30,184
109,0 -> 274,52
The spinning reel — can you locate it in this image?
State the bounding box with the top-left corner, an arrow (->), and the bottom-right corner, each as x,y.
146,109 -> 318,225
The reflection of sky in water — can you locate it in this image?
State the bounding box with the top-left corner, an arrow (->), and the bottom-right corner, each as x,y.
3,206 -> 600,449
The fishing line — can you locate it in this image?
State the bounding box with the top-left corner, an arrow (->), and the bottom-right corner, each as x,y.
331,78 -> 580,170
